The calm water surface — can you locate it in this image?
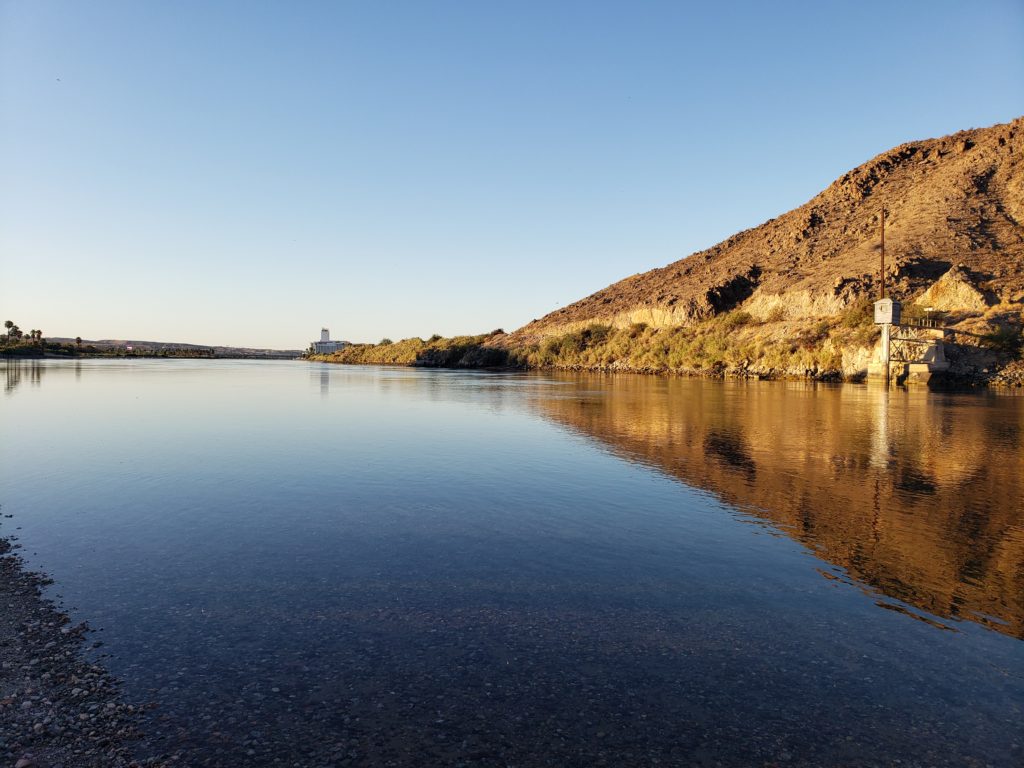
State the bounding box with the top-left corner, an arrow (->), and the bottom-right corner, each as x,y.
2,359 -> 1022,767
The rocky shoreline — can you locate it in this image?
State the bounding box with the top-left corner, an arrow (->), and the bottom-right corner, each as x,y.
0,537 -> 166,768
312,354 -> 1024,389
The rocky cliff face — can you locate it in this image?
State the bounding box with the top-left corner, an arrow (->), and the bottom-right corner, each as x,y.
511,117 -> 1024,341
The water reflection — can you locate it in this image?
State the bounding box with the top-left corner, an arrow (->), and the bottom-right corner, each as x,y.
311,362 -> 534,415
3,361 -> 1023,767
4,358 -> 45,394
531,375 -> 1024,638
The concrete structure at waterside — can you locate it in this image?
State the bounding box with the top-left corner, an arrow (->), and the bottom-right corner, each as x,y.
868,298 -> 950,385
311,328 -> 348,355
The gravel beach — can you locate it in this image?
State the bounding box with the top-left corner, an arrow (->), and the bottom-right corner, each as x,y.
0,537 -> 165,768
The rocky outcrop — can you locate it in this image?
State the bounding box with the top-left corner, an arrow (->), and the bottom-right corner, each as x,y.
509,117 -> 1024,343
914,264 -> 992,312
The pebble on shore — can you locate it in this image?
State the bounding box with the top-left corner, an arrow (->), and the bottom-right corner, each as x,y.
0,537 -> 166,768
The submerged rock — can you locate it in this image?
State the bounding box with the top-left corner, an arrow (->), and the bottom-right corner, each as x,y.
0,537 -> 168,767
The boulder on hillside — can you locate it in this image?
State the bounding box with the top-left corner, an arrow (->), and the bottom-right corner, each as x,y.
914,264 -> 992,312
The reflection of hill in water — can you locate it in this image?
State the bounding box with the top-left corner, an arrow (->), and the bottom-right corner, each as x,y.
533,377 -> 1024,639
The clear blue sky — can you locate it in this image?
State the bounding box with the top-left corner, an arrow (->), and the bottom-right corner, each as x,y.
2,1 -> 1022,348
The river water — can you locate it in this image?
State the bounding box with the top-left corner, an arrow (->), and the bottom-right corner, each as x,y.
2,359 -> 1022,766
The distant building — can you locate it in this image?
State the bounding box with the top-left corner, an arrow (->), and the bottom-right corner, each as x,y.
311,328 -> 348,355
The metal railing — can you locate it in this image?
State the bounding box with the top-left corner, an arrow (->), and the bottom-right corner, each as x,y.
899,316 -> 945,329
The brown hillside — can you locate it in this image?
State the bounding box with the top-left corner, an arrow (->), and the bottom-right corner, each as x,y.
512,117 -> 1024,340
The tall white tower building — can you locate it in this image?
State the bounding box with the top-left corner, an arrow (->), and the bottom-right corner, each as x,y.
312,328 -> 348,355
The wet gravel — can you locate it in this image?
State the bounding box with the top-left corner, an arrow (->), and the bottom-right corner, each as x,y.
0,537 -> 166,768
4,528 -> 1023,767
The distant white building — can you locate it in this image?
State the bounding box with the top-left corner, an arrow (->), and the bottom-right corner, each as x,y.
311,328 -> 348,355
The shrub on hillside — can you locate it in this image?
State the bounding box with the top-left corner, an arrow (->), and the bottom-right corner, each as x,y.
840,298 -> 874,329
722,311 -> 753,329
981,325 -> 1023,357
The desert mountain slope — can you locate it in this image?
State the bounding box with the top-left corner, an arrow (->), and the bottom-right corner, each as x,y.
513,117 -> 1024,340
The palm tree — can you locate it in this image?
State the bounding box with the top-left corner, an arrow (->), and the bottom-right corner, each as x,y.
75,336 -> 82,350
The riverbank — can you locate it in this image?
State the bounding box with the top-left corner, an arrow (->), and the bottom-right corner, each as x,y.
65,354 -> 300,360
0,537 -> 165,768
308,322 -> 1024,388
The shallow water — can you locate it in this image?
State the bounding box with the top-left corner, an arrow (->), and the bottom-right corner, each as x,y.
2,359 -> 1022,766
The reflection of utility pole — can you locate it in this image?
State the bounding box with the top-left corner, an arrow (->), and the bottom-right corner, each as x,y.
870,381 -> 890,469
880,323 -> 891,386
869,384 -> 887,546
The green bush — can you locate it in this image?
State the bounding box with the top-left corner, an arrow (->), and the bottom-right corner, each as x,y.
723,311 -> 753,329
840,298 -> 874,329
980,325 -> 1023,357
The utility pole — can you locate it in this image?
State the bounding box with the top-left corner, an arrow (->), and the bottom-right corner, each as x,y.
873,207 -> 900,386
880,208 -> 888,385
879,208 -> 886,300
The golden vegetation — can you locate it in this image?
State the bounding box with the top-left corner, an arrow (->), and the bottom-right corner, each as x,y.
312,332 -> 509,368
518,304 -> 880,379
310,309 -> 887,381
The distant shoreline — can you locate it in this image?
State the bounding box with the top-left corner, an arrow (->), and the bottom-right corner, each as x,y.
2,350 -> 301,361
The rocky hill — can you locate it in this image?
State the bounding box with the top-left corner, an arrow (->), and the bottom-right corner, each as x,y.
508,117 -> 1023,349
315,118 -> 1023,383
